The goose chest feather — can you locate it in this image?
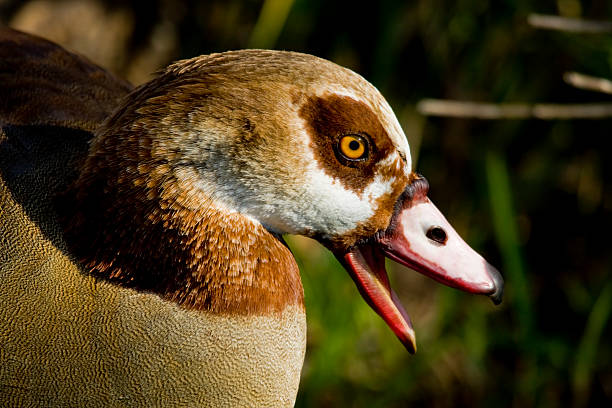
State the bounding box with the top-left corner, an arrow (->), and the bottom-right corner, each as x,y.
0,29 -> 503,407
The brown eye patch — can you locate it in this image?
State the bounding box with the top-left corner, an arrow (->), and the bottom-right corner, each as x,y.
298,93 -> 395,194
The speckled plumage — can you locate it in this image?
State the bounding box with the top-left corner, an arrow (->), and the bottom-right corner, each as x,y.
0,29 -> 307,407
0,30 -> 396,407
1,145 -> 305,405
0,27 -> 504,408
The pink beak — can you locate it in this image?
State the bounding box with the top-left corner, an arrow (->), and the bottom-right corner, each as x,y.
338,176 -> 503,353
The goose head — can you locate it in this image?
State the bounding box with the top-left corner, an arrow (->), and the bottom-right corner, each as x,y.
72,50 -> 503,352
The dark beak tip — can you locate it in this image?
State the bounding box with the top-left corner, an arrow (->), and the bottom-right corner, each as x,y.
401,338 -> 417,354
490,288 -> 504,305
487,264 -> 505,305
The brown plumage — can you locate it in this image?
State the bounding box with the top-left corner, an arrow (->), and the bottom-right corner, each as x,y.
0,28 -> 503,407
0,28 -> 132,131
1,29 -> 306,407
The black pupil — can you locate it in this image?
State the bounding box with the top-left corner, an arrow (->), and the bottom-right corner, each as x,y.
426,226 -> 447,244
348,140 -> 361,151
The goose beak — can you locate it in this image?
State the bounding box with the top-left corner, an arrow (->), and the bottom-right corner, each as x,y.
337,178 -> 504,353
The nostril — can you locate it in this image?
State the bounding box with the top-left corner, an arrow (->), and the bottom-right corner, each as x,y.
426,226 -> 447,245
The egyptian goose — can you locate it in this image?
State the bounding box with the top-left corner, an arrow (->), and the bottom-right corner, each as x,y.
0,28 -> 503,407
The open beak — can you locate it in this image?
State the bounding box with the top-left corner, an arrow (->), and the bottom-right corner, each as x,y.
337,176 -> 504,353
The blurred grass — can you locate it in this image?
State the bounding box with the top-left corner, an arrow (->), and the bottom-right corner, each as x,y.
573,281 -> 612,407
485,150 -> 533,340
485,150 -> 541,406
247,0 -> 295,49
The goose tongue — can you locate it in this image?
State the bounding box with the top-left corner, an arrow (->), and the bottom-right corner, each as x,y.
339,180 -> 504,353
341,244 -> 417,353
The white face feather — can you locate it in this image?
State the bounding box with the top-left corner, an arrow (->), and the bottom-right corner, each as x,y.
178,86 -> 411,239
256,87 -> 412,236
253,143 -> 399,236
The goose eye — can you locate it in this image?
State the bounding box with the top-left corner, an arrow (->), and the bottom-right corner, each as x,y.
338,134 -> 368,160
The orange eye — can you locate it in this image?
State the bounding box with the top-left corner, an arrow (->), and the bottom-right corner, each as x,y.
338,135 -> 367,160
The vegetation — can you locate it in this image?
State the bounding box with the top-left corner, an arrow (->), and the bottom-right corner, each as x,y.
2,0 -> 611,406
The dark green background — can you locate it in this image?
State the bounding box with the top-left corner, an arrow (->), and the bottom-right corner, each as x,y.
2,0 -> 611,406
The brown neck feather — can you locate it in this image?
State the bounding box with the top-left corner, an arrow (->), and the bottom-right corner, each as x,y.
60,129 -> 304,316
